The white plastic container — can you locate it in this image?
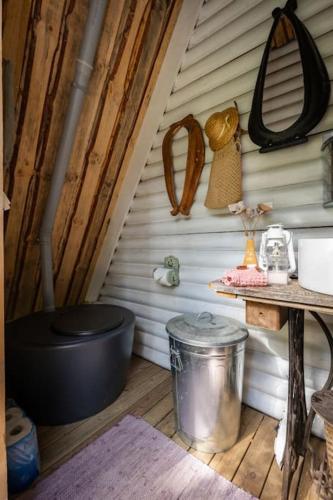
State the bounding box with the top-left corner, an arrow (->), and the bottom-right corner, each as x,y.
298,238 -> 333,296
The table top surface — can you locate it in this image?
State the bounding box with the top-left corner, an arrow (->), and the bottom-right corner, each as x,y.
209,279 -> 333,315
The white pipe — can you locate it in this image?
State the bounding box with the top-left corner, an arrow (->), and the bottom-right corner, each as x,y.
39,0 -> 108,311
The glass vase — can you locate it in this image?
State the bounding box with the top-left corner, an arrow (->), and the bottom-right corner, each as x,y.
243,238 -> 258,267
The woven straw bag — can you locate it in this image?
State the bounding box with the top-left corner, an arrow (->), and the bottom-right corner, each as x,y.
311,391 -> 333,497
205,135 -> 242,208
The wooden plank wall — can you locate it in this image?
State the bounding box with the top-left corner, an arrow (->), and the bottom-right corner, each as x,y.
2,0 -> 180,320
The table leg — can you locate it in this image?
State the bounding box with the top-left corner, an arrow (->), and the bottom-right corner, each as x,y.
282,308 -> 307,500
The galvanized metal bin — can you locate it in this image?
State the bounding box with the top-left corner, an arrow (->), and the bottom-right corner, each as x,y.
166,312 -> 248,453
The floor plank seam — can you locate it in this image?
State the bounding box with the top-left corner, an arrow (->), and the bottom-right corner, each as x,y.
154,408 -> 174,428
143,391 -> 173,427
259,455 -> 275,499
230,413 -> 265,482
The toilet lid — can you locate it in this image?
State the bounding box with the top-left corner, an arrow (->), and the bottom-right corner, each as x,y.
5,305 -> 132,347
52,304 -> 124,336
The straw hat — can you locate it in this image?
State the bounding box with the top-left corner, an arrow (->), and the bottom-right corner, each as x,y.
204,107 -> 239,151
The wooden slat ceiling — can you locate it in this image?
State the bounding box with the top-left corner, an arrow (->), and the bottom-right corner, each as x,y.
2,0 -> 181,320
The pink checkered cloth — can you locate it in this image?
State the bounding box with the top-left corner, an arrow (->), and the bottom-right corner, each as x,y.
222,267 -> 268,287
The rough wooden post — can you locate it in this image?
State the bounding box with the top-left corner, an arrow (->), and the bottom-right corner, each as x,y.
282,308 -> 307,499
0,6 -> 8,495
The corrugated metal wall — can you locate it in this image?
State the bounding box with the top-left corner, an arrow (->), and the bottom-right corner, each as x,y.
99,0 -> 333,429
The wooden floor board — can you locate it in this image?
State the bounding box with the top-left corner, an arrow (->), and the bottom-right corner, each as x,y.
155,409 -> 176,438
260,458 -> 283,500
189,448 -> 214,465
228,415 -> 277,497
130,379 -> 172,419
290,457 -> 306,500
296,436 -> 326,500
142,391 -> 173,426
37,356 -> 323,499
210,405 -> 264,481
172,431 -> 190,450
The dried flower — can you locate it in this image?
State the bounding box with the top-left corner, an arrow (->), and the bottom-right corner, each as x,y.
229,201 -> 246,215
245,207 -> 257,218
228,201 -> 273,237
257,202 -> 273,215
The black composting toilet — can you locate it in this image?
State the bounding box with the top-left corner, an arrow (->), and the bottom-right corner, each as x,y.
5,304 -> 135,425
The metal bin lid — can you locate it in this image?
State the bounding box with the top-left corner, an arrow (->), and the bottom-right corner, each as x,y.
166,312 -> 248,347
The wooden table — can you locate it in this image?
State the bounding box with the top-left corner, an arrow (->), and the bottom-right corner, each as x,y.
209,279 -> 333,500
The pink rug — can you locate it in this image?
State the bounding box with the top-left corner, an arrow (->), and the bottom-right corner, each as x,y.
21,415 -> 256,499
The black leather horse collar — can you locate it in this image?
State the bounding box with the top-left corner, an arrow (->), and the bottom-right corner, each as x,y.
248,0 -> 330,153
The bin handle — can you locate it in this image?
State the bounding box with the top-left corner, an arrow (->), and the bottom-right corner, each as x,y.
170,346 -> 183,372
196,311 -> 214,323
